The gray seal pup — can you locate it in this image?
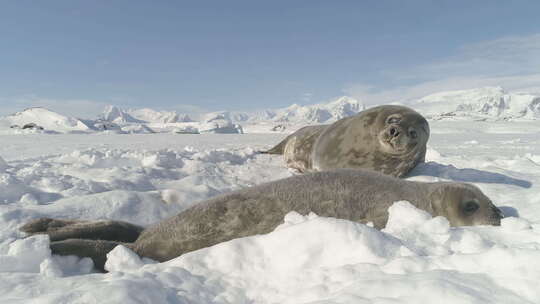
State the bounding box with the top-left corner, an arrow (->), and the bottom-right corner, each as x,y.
262,105 -> 430,177
21,169 -> 502,271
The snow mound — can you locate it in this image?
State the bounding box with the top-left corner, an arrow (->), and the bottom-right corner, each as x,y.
171,211 -> 405,273
0,107 -> 91,133
412,87 -> 540,120
7,203 -> 538,303
0,235 -> 51,273
199,112 -> 243,134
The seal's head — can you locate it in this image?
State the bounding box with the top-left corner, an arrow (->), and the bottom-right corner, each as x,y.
429,182 -> 503,226
374,106 -> 430,156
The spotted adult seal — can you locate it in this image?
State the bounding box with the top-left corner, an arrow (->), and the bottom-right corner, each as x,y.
262,105 -> 430,177
21,169 -> 502,271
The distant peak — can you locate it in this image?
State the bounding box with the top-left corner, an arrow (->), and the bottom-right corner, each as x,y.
413,86 -> 540,119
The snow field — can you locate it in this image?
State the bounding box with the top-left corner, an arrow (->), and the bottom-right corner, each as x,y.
0,126 -> 539,303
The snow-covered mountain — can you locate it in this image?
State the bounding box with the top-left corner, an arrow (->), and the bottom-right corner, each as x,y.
98,106 -> 243,134
127,108 -> 193,123
233,96 -> 364,125
3,88 -> 539,135
410,87 -> 540,120
101,106 -> 193,124
0,107 -> 91,133
101,105 -> 144,124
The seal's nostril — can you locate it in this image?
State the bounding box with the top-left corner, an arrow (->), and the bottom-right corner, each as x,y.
389,128 -> 399,137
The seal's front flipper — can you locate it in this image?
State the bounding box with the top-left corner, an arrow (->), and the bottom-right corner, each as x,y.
21,218 -> 144,242
259,138 -> 288,155
51,239 -> 126,272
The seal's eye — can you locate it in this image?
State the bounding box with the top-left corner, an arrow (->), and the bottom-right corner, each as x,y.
409,129 -> 418,139
387,116 -> 401,124
463,201 -> 479,215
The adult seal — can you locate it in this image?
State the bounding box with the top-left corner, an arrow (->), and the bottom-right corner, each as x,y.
21,169 -> 502,271
262,105 -> 430,177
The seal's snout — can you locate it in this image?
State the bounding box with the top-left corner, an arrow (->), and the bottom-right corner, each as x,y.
382,124 -> 415,153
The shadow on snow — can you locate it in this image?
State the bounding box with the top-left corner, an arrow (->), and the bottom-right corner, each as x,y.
408,161 -> 532,189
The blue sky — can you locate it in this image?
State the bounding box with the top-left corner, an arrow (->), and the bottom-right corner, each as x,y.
1,1 -> 539,117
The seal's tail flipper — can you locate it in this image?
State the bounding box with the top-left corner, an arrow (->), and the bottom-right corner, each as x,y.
51,239 -> 126,272
259,139 -> 287,155
20,217 -> 144,243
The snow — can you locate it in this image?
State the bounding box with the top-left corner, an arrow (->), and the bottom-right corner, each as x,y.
0,107 -> 91,134
97,108 -> 243,134
267,95 -> 364,124
2,89 -> 540,136
127,108 -> 193,123
92,95 -> 363,135
101,105 -> 143,124
411,86 -> 540,120
1,88 -> 540,302
233,95 -> 365,133
0,117 -> 539,303
199,112 -> 244,134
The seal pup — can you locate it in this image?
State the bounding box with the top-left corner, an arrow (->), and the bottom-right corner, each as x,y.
262,105 -> 430,177
21,169 -> 502,271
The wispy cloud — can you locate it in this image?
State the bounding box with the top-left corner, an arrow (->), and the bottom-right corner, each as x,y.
344,33 -> 540,104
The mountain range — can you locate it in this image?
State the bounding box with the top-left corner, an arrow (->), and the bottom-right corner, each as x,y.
410,87 -> 540,120
1,87 -> 539,134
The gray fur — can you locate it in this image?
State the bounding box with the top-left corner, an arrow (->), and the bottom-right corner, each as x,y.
20,218 -> 143,242
262,125 -> 328,171
51,239 -> 124,271
21,169 -> 502,271
312,105 -> 429,177
263,105 -> 430,177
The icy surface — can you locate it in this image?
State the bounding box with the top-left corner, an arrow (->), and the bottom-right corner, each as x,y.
0,119 -> 540,303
